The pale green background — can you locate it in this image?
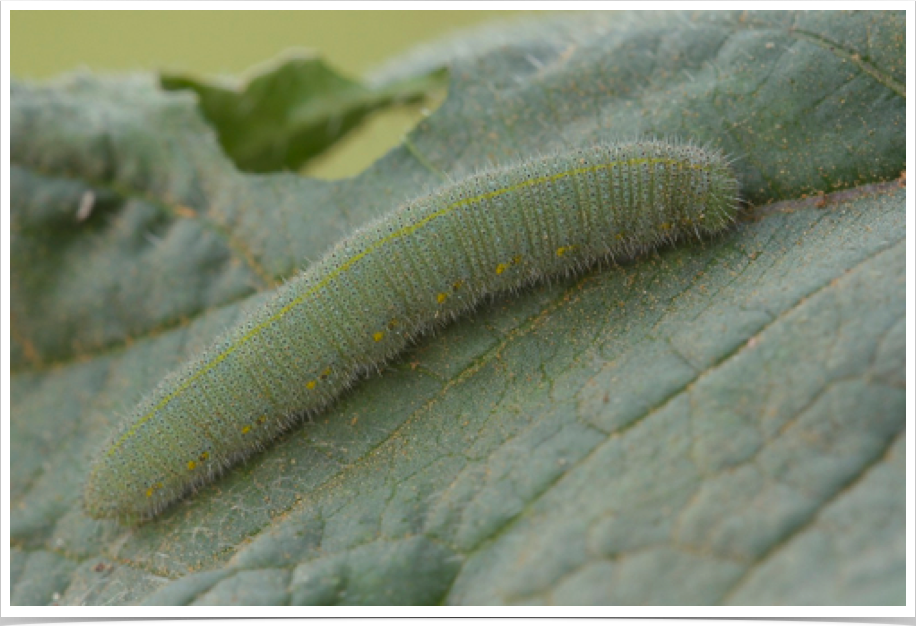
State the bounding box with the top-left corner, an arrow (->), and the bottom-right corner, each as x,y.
11,10 -> 525,78
11,10 -> 529,179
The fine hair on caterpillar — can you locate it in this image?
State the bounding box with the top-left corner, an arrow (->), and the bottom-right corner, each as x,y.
83,138 -> 740,523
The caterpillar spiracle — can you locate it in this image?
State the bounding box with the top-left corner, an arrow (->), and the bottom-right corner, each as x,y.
84,139 -> 740,522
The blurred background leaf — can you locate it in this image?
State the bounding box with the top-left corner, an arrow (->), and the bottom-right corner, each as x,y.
9,10 -> 906,606
161,56 -> 447,173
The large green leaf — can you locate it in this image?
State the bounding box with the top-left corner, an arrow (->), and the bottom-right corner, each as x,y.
9,11 -> 905,606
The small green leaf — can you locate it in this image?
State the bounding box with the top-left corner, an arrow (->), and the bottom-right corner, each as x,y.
161,53 -> 448,173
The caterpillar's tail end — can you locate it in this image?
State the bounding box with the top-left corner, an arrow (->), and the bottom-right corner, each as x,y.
82,454 -> 158,525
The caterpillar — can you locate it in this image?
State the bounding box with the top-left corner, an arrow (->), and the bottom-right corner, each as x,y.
83,139 -> 740,522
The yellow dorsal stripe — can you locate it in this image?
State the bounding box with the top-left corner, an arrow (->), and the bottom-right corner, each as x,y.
109,155 -> 704,455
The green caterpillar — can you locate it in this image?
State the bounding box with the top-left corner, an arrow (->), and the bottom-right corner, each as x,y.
84,139 -> 740,522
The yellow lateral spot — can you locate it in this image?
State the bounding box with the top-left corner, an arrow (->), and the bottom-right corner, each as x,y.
242,425 -> 252,434
437,292 -> 448,304
495,263 -> 508,275
306,380 -> 317,390
187,460 -> 197,471
661,222 -> 672,231
145,482 -> 163,498
373,331 -> 385,342
557,247 -> 568,257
